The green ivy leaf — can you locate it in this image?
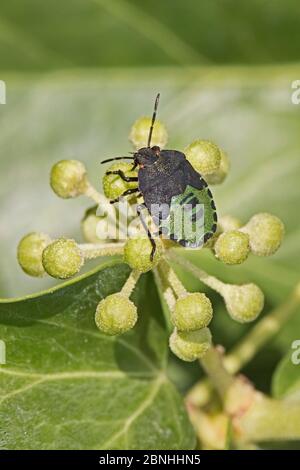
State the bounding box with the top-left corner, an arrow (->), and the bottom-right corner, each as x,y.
0,261 -> 195,450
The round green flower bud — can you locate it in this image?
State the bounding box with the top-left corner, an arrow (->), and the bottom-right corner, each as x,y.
218,215 -> 242,233
50,160 -> 88,199
172,293 -> 213,331
95,293 -> 137,335
42,238 -> 83,279
205,149 -> 230,185
223,283 -> 264,323
81,206 -> 102,243
81,206 -> 113,243
242,213 -> 284,256
184,140 -> 221,175
206,215 -> 242,249
169,328 -> 212,362
17,232 -> 51,277
102,162 -> 138,200
123,237 -> 163,273
214,230 -> 250,265
129,117 -> 168,149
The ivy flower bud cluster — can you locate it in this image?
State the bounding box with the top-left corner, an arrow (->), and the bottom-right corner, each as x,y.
170,294 -> 213,362
212,213 -> 284,265
129,117 -> 168,149
103,162 -> 138,201
170,328 -> 212,362
152,258 -> 213,362
17,112 -> 285,362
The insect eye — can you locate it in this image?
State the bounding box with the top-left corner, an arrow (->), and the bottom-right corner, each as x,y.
151,146 -> 160,155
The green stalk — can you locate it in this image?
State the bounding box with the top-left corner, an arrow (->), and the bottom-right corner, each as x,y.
239,396 -> 300,442
199,347 -> 233,400
224,287 -> 300,373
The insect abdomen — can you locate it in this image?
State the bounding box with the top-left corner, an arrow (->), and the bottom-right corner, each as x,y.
159,184 -> 217,247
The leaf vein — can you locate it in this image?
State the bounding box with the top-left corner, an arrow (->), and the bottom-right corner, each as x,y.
97,374 -> 166,449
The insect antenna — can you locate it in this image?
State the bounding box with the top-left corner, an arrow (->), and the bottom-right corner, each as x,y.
101,156 -> 134,164
147,93 -> 160,148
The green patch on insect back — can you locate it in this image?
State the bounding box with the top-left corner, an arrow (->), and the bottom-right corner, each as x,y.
159,185 -> 217,247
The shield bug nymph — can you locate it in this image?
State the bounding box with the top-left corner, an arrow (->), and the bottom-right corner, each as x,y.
101,94 -> 218,260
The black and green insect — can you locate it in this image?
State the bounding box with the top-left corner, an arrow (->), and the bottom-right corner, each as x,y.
101,94 -> 217,260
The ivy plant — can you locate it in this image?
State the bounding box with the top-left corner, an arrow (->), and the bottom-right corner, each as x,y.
1,73 -> 300,450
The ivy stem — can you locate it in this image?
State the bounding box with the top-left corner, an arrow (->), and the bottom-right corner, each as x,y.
121,270 -> 141,297
186,283 -> 300,407
153,266 -> 176,311
168,251 -> 300,372
153,262 -> 176,333
84,182 -> 108,205
159,258 -> 188,299
239,395 -> 300,442
199,347 -> 234,400
79,242 -> 124,259
167,250 -> 225,294
185,405 -> 230,450
160,253 -> 234,399
224,283 -> 300,374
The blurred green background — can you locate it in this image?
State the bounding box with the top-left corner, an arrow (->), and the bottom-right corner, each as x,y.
0,0 -> 300,391
1,0 -> 300,69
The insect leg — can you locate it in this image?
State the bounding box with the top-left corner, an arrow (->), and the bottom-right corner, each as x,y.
110,188 -> 139,204
106,170 -> 138,182
130,161 -> 138,171
137,204 -> 156,261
